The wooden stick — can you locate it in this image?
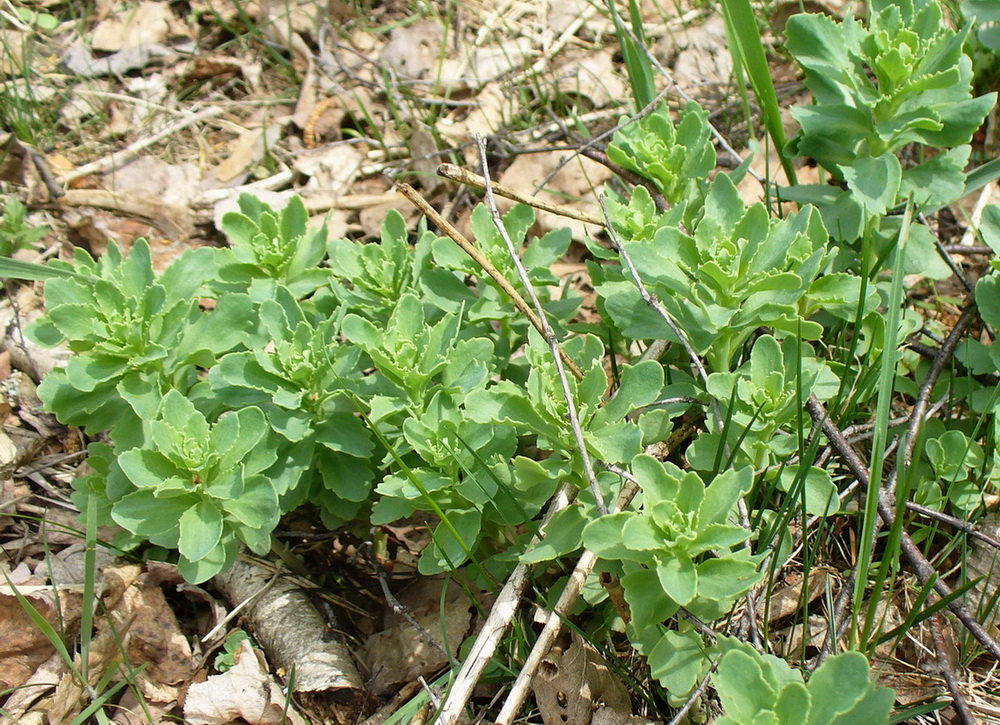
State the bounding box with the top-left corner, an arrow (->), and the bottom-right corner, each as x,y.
395,182 -> 583,380
436,163 -> 605,227
56,106 -> 225,186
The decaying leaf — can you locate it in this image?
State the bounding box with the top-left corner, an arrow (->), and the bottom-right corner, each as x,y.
361,577 -> 476,695
758,568 -> 832,623
532,631 -> 633,725
0,581 -> 83,692
185,639 -> 306,725
90,1 -> 189,52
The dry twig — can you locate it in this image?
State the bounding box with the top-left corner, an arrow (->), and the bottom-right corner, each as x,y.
475,135 -> 607,515
394,181 -> 583,381
806,394 -> 1000,661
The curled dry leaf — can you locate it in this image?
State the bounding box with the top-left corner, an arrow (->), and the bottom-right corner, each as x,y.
185,639 -> 306,725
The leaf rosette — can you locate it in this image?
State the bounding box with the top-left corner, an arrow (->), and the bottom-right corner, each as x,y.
598,174 -> 832,371
584,456 -> 762,622
109,391 -> 279,583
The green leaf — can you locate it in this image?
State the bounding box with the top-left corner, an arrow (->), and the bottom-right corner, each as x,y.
224,474 -> 279,530
696,556 -> 761,601
648,628 -> 706,695
715,650 -> 777,720
807,652 -> 886,724
118,450 -> 185,490
622,568 -> 679,630
700,466 -> 753,527
655,554 -> 697,605
899,146 -> 970,207
520,504 -> 587,564
778,465 -> 839,517
214,407 -> 269,472
179,499 -> 224,562
597,360 -> 664,424
314,413 -> 375,458
775,682 -> 811,722
842,154 -> 901,217
419,508 -> 481,574
112,490 -> 193,537
177,536 -> 237,584
584,513 -> 646,561
586,420 -> 643,464
631,454 -> 681,507
175,293 -> 256,359
976,275 -> 1000,329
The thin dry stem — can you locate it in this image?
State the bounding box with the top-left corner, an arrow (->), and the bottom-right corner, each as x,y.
433,483 -> 578,725
931,611 -> 977,725
475,136 -> 607,514
394,181 -> 583,380
494,478 -> 640,724
56,105 -> 225,187
436,162 -> 603,226
806,395 -> 1000,661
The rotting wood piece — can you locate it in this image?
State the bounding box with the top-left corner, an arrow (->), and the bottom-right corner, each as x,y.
214,555 -> 365,723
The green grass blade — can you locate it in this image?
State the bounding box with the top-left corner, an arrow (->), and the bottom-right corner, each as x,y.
0,257 -> 89,281
1,569 -> 78,675
857,203 -> 913,647
607,0 -> 656,109
718,0 -> 798,185
963,156 -> 1000,197
79,495 -> 98,687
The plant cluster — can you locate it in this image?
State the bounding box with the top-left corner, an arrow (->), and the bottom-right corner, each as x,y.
12,0 -> 1000,720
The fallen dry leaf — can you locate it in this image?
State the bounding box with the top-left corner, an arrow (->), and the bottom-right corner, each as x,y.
211,123 -> 287,185
185,639 -> 306,725
63,42 -> 179,77
46,617 -> 133,725
555,49 -> 626,111
0,650 -> 67,722
380,19 -> 445,81
119,568 -> 200,685
361,577 -> 475,695
293,143 -> 365,195
532,631 -> 632,725
90,0 -> 189,52
758,568 -> 832,623
655,15 -> 733,90
0,582 -> 83,692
